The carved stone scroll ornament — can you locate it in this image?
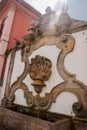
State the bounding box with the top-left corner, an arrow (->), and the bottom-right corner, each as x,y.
2,34 -> 87,117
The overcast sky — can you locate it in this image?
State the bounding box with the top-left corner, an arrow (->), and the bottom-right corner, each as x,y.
24,0 -> 87,21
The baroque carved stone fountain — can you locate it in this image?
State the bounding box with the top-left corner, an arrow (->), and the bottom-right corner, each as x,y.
0,6 -> 87,130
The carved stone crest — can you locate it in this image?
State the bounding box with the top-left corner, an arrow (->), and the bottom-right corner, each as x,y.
28,55 -> 52,93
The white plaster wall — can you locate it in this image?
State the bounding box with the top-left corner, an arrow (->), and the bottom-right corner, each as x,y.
1,29 -> 87,115
10,51 -> 24,85
65,30 -> 87,85
49,92 -> 78,116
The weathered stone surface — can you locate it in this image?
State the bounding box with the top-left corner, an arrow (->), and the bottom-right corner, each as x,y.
0,107 -> 70,130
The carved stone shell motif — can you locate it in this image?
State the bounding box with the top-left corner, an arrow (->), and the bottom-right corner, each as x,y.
28,55 -> 52,87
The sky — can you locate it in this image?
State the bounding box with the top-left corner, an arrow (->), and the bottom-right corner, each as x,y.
24,0 -> 87,21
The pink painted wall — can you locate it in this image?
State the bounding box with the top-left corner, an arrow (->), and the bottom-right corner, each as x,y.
0,0 -> 40,83
8,11 -> 34,49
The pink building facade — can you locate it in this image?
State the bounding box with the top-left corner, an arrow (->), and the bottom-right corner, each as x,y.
0,0 -> 41,86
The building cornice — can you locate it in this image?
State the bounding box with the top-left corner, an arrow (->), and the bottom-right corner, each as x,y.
0,0 -> 10,11
0,0 -> 41,17
19,0 -> 41,17
69,21 -> 87,34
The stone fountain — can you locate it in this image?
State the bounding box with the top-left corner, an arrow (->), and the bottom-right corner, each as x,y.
0,5 -> 87,130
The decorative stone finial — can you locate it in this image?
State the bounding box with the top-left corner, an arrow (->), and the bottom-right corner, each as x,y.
45,6 -> 52,13
62,4 -> 68,12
